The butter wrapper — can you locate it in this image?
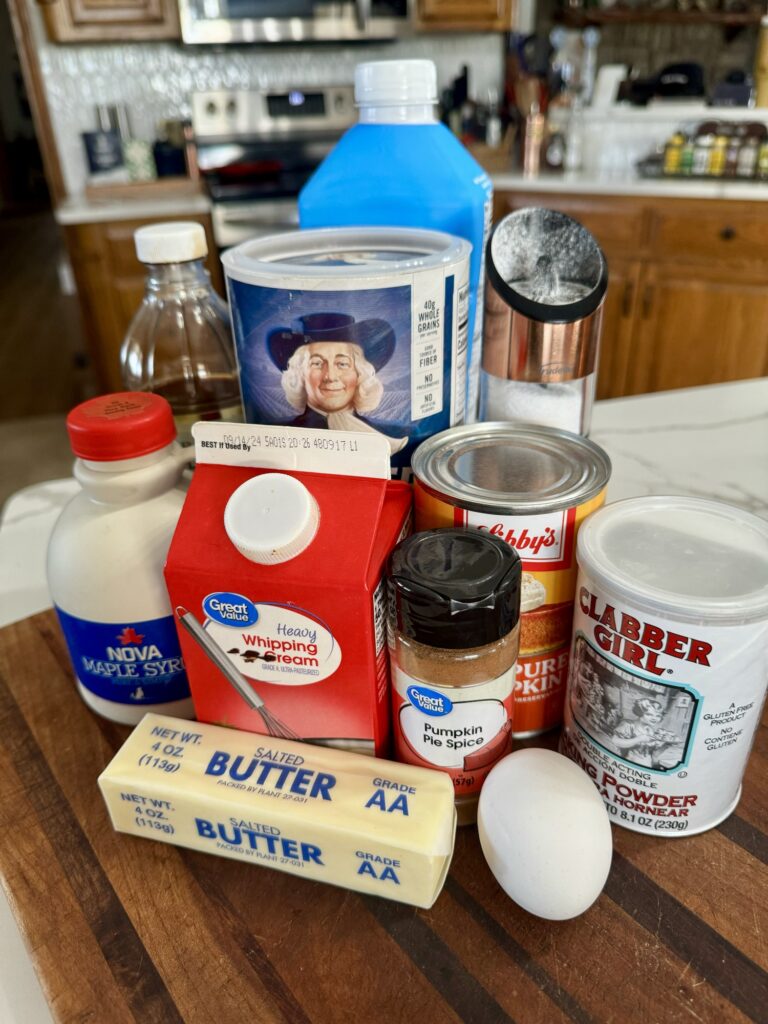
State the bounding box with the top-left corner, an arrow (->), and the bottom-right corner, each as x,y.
98,714 -> 456,908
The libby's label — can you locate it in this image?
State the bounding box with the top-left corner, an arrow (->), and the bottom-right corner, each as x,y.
202,593 -> 341,687
561,571 -> 768,836
461,507 -> 576,570
56,608 -> 189,704
392,664 -> 514,796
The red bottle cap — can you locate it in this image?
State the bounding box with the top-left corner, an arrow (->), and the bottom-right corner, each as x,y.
66,392 -> 177,461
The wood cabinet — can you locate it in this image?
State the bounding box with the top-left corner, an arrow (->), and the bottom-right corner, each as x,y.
417,0 -> 513,31
594,258 -> 643,400
493,189 -> 768,399
628,263 -> 768,396
39,0 -> 179,43
64,213 -> 222,392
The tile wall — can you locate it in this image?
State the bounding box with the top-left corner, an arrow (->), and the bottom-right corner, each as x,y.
33,10 -> 504,198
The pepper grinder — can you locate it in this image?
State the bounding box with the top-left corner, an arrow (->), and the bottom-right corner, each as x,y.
480,207 -> 608,435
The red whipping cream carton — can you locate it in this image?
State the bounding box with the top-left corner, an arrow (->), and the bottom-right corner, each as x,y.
165,423 -> 412,756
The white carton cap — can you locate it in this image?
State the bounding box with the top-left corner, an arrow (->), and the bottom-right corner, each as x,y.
354,60 -> 437,106
224,473 -> 320,565
134,222 -> 208,264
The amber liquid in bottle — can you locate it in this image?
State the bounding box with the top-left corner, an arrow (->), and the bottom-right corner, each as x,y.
121,257 -> 243,445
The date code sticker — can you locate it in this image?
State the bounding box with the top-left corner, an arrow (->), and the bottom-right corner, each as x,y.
192,422 -> 391,479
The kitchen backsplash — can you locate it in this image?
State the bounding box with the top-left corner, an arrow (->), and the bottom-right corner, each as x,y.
37,27 -> 504,198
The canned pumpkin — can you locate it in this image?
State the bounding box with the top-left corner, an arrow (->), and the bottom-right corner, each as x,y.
412,422 -> 611,736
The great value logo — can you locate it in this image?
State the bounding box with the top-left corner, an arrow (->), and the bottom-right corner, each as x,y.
407,684 -> 453,716
203,592 -> 259,627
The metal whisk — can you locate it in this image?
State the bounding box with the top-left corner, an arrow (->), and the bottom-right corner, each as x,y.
176,606 -> 300,740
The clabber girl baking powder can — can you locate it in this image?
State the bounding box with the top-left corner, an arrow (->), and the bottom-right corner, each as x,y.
412,422 -> 611,736
560,495 -> 768,836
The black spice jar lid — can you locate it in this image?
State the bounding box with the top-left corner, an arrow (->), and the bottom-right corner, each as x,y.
388,528 -> 522,650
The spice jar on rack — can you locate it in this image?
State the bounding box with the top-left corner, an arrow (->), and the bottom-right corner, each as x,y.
387,528 -> 522,825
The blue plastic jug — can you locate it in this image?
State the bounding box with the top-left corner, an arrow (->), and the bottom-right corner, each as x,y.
299,60 -> 492,419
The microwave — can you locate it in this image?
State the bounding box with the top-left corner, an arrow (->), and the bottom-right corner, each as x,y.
178,0 -> 412,45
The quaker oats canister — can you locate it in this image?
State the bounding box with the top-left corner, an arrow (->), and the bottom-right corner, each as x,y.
560,496 -> 768,837
221,227 -> 471,474
412,422 -> 611,736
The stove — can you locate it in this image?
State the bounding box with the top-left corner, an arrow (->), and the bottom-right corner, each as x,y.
191,84 -> 356,249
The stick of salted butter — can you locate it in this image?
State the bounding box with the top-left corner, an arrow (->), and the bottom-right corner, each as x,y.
98,714 -> 457,908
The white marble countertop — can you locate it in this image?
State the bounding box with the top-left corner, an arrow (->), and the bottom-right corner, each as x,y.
1,377 -> 767,1023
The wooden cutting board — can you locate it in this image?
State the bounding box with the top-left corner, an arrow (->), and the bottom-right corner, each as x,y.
0,611 -> 765,1024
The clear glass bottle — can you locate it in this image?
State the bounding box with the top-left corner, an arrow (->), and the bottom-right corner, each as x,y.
121,222 -> 243,445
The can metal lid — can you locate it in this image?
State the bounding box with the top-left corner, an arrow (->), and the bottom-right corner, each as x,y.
221,227 -> 471,285
577,495 -> 768,624
412,422 -> 611,515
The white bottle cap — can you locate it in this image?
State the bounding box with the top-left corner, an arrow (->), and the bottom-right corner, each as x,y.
355,60 -> 437,107
224,473 -> 320,565
134,222 -> 208,264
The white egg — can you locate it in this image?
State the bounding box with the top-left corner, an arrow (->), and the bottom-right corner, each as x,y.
477,747 -> 613,920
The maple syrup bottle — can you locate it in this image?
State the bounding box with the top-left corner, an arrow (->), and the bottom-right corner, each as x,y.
47,392 -> 194,724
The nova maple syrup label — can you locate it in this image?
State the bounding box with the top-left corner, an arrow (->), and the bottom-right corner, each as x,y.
560,576 -> 768,836
55,608 -> 188,704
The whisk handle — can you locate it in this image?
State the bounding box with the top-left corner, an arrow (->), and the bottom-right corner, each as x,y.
176,607 -> 265,711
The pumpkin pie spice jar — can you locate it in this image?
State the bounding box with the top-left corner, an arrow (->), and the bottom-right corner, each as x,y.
412,423 -> 611,737
387,528 -> 522,825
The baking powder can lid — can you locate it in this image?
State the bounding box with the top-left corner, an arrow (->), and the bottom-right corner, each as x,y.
577,495 -> 768,624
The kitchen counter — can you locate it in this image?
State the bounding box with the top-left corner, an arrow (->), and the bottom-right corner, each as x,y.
55,170 -> 768,227
55,192 -> 213,226
488,168 -> 768,201
0,378 -> 766,1024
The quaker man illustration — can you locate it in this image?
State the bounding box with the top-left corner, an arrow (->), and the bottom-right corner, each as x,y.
268,312 -> 408,455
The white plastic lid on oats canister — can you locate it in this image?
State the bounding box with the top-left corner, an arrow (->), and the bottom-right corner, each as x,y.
220,226 -> 471,287
577,495 -> 768,624
224,473 -> 320,565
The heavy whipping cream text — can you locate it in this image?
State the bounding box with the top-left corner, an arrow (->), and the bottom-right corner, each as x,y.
579,588 -> 713,676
